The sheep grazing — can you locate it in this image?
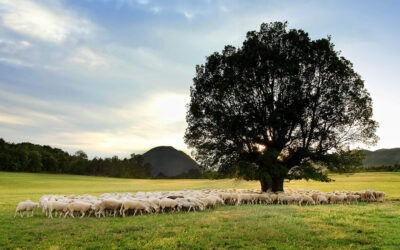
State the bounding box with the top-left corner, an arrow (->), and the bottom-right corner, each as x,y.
269,193 -> 278,204
346,194 -> 361,204
120,200 -> 151,217
15,200 -> 39,218
203,195 -> 223,208
148,198 -> 161,212
300,195 -> 315,206
330,194 -> 347,204
159,198 -> 179,213
46,201 -> 69,218
64,201 -> 93,218
375,191 -> 386,202
97,199 -> 123,217
361,190 -> 376,202
39,195 -> 49,215
316,194 -> 328,205
15,188 -> 387,219
186,197 -> 206,211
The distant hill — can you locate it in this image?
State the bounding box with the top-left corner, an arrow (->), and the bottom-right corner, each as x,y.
363,148 -> 400,167
142,146 -> 199,177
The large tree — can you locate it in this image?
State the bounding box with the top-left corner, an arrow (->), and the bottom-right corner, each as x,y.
185,22 -> 378,192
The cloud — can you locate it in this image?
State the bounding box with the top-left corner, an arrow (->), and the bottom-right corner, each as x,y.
0,57 -> 33,67
0,87 -> 190,157
45,128 -> 187,158
0,39 -> 31,54
183,11 -> 194,20
219,5 -> 229,13
73,43 -> 192,90
137,0 -> 149,5
69,47 -> 106,68
0,0 -> 91,43
0,38 -> 59,70
0,113 -> 31,125
114,0 -> 149,8
150,6 -> 161,14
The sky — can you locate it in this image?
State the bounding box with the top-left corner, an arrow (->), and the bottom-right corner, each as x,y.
0,0 -> 399,158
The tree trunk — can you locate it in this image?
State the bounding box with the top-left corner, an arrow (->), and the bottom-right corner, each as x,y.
259,176 -> 284,192
260,178 -> 268,192
271,177 -> 284,192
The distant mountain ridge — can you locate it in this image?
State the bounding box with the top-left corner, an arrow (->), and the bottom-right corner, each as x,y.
142,146 -> 199,177
363,148 -> 400,167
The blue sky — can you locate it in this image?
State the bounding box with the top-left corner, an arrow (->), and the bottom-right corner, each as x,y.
0,0 -> 399,158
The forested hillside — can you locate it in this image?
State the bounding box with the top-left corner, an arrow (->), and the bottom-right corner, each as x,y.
2,138 -> 399,177
0,138 -> 152,178
363,148 -> 400,167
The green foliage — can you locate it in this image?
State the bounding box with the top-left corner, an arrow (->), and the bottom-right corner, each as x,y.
351,164 -> 400,173
323,150 -> 365,173
0,138 -> 152,179
363,148 -> 400,167
41,152 -> 58,172
287,160 -> 331,182
185,21 -> 378,191
28,151 -> 42,172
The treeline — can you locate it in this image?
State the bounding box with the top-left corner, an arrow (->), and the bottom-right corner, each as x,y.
0,138 -> 152,178
352,164 -> 400,172
362,148 -> 400,167
153,169 -> 229,179
3,138 -> 395,179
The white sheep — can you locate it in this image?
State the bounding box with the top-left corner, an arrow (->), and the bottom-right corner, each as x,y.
361,190 -> 376,202
159,198 -> 179,213
330,194 -> 346,204
375,191 -> 386,202
300,195 -> 315,206
64,201 -> 93,218
120,200 -> 150,217
46,201 -> 69,218
187,197 -> 206,211
39,195 -> 49,214
98,199 -> 122,217
316,194 -> 328,205
346,194 -> 360,204
15,201 -> 39,218
17,187 -> 387,220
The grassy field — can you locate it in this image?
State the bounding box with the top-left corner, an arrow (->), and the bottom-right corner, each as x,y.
0,171 -> 399,249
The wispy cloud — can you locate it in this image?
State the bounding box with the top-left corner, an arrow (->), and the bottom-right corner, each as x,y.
69,47 -> 106,69
0,113 -> 32,125
183,11 -> 194,20
219,5 -> 229,13
114,0 -> 149,8
136,0 -> 149,5
0,87 -> 190,157
0,57 -> 33,67
0,0 -> 92,43
0,39 -> 31,54
150,6 -> 161,14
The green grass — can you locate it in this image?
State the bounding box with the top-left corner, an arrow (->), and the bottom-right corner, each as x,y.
1,171 -> 400,249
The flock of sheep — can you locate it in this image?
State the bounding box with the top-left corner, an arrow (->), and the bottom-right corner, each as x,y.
15,188 -> 386,218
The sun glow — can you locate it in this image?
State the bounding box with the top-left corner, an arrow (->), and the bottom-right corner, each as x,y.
150,93 -> 189,124
255,143 -> 266,152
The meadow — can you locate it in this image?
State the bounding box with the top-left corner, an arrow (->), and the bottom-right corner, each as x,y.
0,171 -> 399,249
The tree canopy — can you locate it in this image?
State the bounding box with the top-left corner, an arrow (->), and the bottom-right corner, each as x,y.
185,21 -> 378,191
